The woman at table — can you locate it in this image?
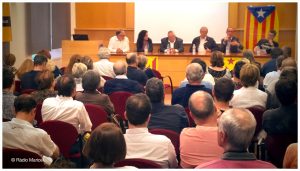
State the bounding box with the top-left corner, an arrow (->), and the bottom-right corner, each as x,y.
208,51 -> 231,82
136,30 -> 153,53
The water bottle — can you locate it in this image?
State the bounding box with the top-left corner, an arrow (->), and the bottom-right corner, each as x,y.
225,44 -> 230,55
144,47 -> 148,54
167,43 -> 170,54
192,44 -> 196,55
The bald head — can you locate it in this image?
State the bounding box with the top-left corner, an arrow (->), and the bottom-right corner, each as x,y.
218,108 -> 256,150
186,63 -> 204,84
189,91 -> 215,121
200,27 -> 208,38
113,60 -> 127,75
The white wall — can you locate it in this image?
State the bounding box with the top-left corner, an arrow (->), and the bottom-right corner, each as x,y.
10,3 -> 31,68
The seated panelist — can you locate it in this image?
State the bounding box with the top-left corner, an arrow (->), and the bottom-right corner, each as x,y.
108,30 -> 130,53
220,27 -> 243,53
190,26 -> 218,53
160,31 -> 184,53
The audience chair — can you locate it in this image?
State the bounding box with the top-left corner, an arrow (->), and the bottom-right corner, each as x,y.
247,106 -> 265,137
184,108 -> 196,127
20,89 -> 36,95
108,91 -> 133,121
14,80 -> 21,94
39,120 -> 79,158
84,104 -> 108,131
265,134 -> 297,168
149,128 -> 180,163
152,69 -> 174,94
114,158 -> 162,168
34,103 -> 43,127
3,148 -> 45,168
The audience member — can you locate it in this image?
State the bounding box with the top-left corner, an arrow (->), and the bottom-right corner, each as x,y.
42,75 -> 92,134
126,53 -> 148,85
190,26 -> 218,53
232,60 -> 248,90
108,30 -> 130,53
137,55 -> 155,79
124,94 -> 178,168
146,78 -> 188,134
93,47 -> 115,78
172,63 -> 211,108
160,31 -> 184,53
103,61 -> 144,94
3,53 -> 17,73
72,62 -> 87,92
136,30 -> 153,53
3,66 -> 16,120
37,49 -> 61,78
197,108 -> 276,168
180,91 -> 223,168
242,49 -> 261,70
282,46 -> 292,58
220,27 -> 243,53
64,54 -> 82,75
263,79 -> 297,137
230,63 -> 267,109
263,55 -> 286,89
208,51 -> 231,81
3,94 -> 60,165
20,54 -> 48,90
254,30 -> 279,54
261,47 -> 283,77
213,78 -> 234,114
83,123 -> 135,168
31,70 -> 57,104
283,143 -> 298,168
82,55 -> 94,70
75,70 -> 115,116
16,59 -> 34,80
180,58 -> 215,89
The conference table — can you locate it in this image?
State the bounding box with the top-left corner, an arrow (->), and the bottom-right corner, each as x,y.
61,40 -> 271,87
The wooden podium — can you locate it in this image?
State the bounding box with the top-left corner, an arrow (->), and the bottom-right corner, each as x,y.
61,40 -> 103,66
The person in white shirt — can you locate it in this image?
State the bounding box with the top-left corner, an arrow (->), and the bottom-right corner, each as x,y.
230,63 -> 267,109
93,47 -> 115,78
108,30 -> 130,53
42,75 -> 92,134
3,94 -> 60,165
124,93 -> 178,168
263,55 -> 285,90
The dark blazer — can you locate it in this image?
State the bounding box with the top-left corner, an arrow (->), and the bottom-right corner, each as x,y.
103,78 -> 144,95
160,37 -> 184,53
256,39 -> 279,54
20,70 -> 41,90
220,36 -> 243,53
127,66 -> 148,86
136,38 -> 153,52
189,36 -> 218,52
148,102 -> 189,134
171,84 -> 212,108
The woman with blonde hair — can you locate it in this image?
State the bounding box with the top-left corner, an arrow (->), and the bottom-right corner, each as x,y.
72,62 -> 87,92
16,59 -> 34,80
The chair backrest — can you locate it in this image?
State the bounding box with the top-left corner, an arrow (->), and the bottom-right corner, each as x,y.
14,80 -> 21,94
152,69 -> 163,80
84,103 -> 108,130
149,128 -> 180,161
3,148 -> 45,168
114,158 -> 162,168
184,108 -> 196,127
108,91 -> 133,120
102,75 -> 113,81
265,134 -> 297,168
247,106 -> 265,137
39,120 -> 78,158
35,103 -> 43,127
21,89 -> 36,94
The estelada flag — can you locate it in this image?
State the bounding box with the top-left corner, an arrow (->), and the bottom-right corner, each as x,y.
3,3 -> 12,42
146,56 -> 158,70
243,6 -> 279,50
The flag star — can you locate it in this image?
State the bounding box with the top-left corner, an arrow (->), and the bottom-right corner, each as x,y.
257,8 -> 266,18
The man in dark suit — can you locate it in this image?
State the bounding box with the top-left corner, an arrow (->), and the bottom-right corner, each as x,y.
189,27 -> 218,53
126,53 -> 148,86
146,78 -> 188,134
172,63 -> 212,108
254,30 -> 279,54
220,27 -> 243,53
160,31 -> 184,53
103,60 -> 144,94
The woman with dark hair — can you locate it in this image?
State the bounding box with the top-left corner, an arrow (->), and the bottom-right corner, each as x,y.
136,30 -> 153,53
83,123 -> 135,168
208,51 -> 231,81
